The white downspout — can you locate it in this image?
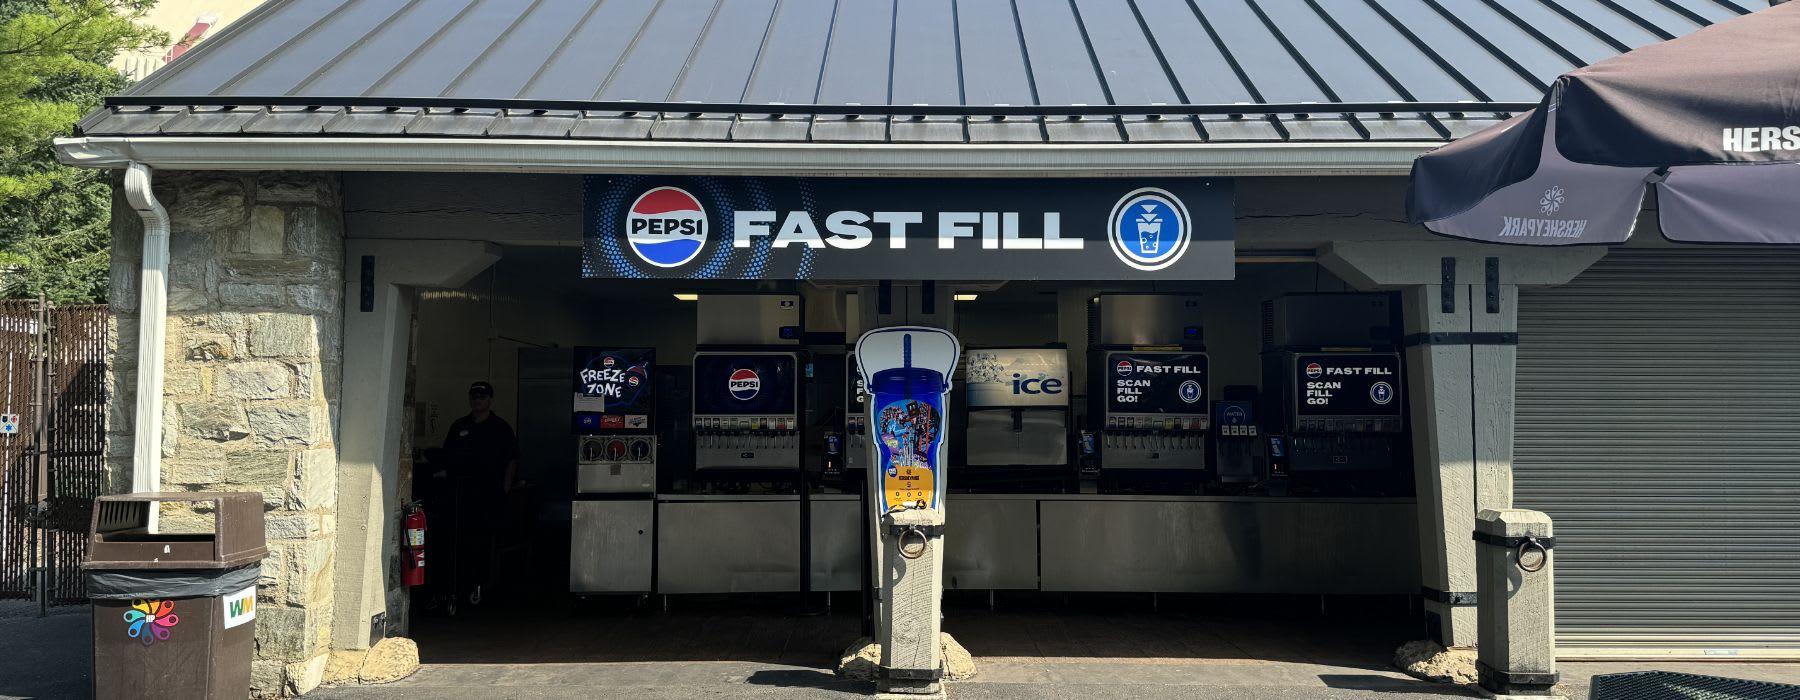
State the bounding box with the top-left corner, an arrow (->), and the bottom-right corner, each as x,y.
122,162 -> 168,498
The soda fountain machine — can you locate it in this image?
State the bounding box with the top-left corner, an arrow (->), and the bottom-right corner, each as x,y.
570,347 -> 657,594
692,294 -> 804,473
691,351 -> 802,470
1087,294 -> 1210,492
1261,293 -> 1408,492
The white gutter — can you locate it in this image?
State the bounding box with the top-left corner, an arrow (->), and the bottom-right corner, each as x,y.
56,136 -> 1432,177
121,163 -> 168,498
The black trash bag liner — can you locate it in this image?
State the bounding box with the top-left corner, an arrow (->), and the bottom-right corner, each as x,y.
86,564 -> 260,600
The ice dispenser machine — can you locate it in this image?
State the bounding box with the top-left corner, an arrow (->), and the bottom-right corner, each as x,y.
960,348 -> 1070,468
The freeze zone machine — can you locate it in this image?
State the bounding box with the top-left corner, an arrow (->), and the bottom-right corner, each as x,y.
1262,293 -> 1408,490
570,347 -> 657,594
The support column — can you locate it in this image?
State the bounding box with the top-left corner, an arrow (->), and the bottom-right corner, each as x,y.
331,240 -> 499,650
1321,242 -> 1600,648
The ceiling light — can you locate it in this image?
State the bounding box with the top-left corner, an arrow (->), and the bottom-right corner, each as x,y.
673,293 -> 699,301
953,293 -> 979,302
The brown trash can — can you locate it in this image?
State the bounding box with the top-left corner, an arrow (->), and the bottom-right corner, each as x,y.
84,493 -> 268,700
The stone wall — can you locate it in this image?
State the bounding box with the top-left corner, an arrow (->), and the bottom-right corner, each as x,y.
109,171 -> 344,697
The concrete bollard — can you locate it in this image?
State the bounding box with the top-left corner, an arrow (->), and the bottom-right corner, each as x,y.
1474,509 -> 1559,698
879,507 -> 945,697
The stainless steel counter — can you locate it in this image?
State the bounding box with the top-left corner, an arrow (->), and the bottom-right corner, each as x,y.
1038,498 -> 1418,594
656,493 -> 859,502
651,491 -> 1418,595
654,494 -> 860,594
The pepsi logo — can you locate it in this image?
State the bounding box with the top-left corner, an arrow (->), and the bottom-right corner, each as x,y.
627,375 -> 640,387
626,186 -> 708,268
1305,362 -> 1323,379
728,368 -> 761,400
1115,360 -> 1133,375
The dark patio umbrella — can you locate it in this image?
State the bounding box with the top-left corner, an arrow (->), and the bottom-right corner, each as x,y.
1407,2 -> 1800,246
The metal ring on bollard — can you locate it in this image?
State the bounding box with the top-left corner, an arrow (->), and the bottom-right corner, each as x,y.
897,526 -> 930,560
1516,536 -> 1549,573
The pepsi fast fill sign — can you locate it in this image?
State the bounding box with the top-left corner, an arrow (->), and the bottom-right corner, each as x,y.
585,176 -> 1233,280
1293,353 -> 1403,417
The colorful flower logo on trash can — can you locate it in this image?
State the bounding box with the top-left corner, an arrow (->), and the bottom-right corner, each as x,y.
124,599 -> 179,645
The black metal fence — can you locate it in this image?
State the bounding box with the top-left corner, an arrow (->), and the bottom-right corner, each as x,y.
0,300 -> 109,605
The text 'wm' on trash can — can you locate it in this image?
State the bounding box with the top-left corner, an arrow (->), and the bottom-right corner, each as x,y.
84,492 -> 267,700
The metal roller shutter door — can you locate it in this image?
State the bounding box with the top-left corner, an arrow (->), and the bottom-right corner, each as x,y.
1515,250 -> 1800,657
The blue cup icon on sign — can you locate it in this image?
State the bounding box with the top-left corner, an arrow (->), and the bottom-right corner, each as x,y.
1137,206 -> 1163,255
1370,381 -> 1395,405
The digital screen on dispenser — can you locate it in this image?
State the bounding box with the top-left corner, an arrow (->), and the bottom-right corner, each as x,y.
693,354 -> 797,415
1293,353 -> 1403,417
1105,352 -> 1208,415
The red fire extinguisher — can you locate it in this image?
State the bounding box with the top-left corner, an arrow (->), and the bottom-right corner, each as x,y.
402,503 -> 427,587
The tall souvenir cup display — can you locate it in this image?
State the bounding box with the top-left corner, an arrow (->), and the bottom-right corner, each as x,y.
856,327 -> 960,696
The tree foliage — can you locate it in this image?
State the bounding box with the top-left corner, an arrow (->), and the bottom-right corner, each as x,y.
0,0 -> 163,302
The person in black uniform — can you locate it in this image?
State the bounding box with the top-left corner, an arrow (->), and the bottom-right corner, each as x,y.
440,381 -> 518,605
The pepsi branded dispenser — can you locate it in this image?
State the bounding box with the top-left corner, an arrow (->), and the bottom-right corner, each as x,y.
1096,351 -> 1211,470
692,352 -> 802,469
691,294 -> 804,471
1262,293 -> 1407,481
1087,294 -> 1209,489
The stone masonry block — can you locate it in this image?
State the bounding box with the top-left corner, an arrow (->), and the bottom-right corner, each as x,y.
169,228 -> 221,290
219,361 -> 293,400
224,257 -> 326,284
257,172 -> 334,205
226,449 -> 291,487
166,175 -> 248,233
291,361 -> 320,400
184,331 -> 235,361
285,653 -> 328,696
250,314 -> 319,358
288,448 -> 337,510
163,459 -> 224,485
163,367 -> 203,396
250,659 -> 285,699
284,207 -> 324,259
248,403 -> 322,444
235,205 -> 286,255
221,283 -> 283,308
255,604 -> 312,659
167,286 -> 213,312
266,513 -> 318,541
286,284 -> 338,314
176,400 -> 249,442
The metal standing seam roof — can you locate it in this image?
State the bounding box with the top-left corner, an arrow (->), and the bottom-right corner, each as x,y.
78,0 -> 1775,146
